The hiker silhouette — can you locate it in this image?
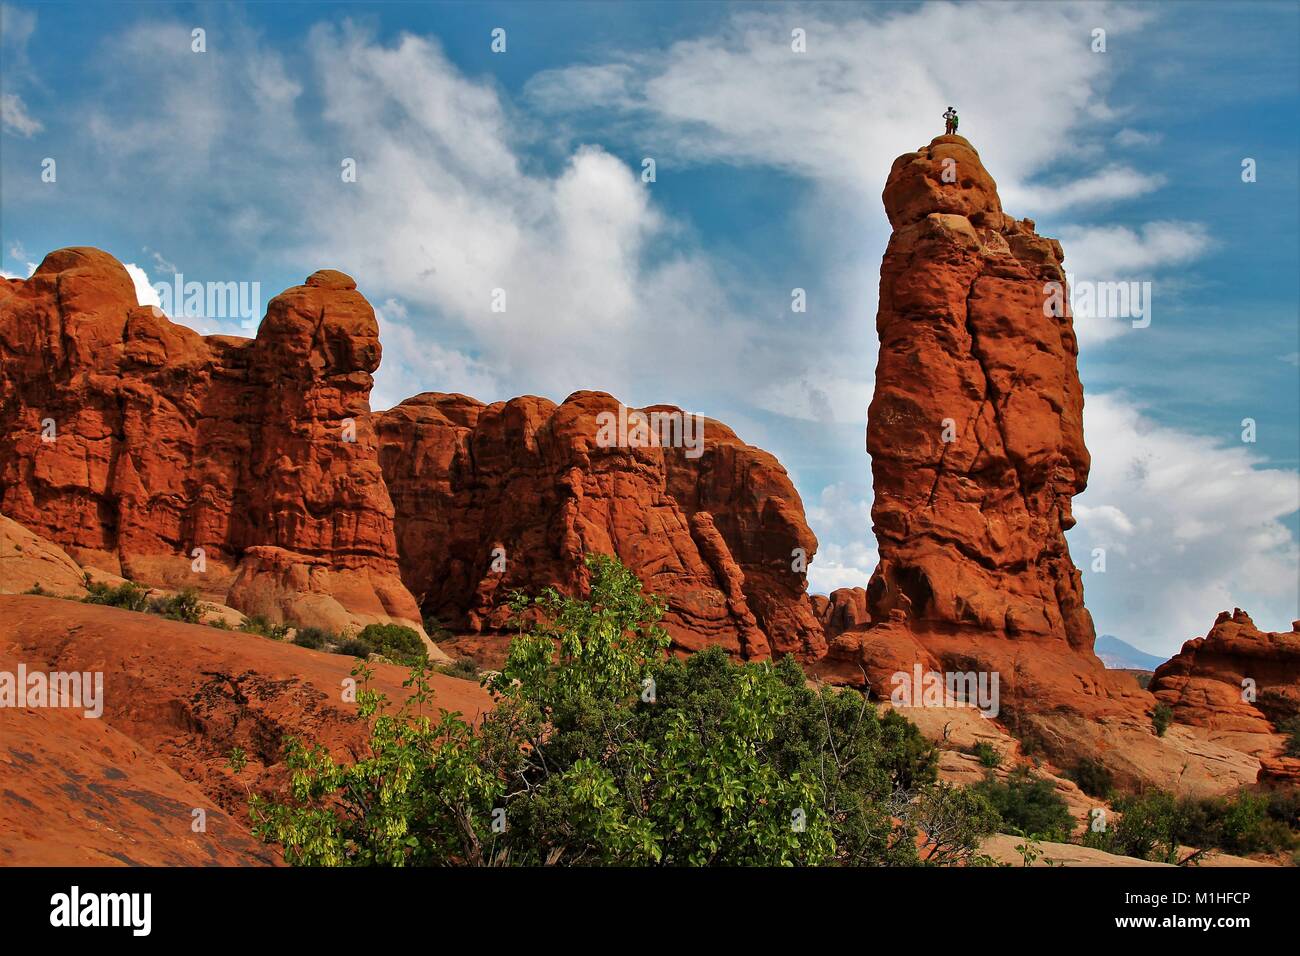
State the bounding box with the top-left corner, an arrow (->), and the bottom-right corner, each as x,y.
943,106 -> 958,135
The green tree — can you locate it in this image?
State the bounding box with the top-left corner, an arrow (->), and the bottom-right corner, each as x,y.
251,554 -> 986,867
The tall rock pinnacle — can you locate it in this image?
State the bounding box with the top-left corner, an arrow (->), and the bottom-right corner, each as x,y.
818,135 -> 1133,720
868,134 -> 1093,651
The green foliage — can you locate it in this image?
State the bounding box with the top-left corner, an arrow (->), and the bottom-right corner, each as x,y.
83,579 -> 151,613
334,636 -> 374,659
240,615 -> 290,641
1152,702 -> 1173,737
207,617 -> 232,630
150,587 -> 205,624
1278,716 -> 1300,758
1070,757 -> 1115,800
251,554 -> 976,867
356,623 -> 427,666
972,767 -> 1075,841
970,741 -> 1002,769
228,747 -> 248,774
292,626 -> 332,650
437,657 -> 480,682
23,583 -> 47,596
910,783 -> 1002,866
1084,787 -> 1298,863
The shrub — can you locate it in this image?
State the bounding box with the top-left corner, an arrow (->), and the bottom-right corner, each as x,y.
356,623 -> 426,666
334,637 -> 374,659
1152,702 -> 1173,737
292,626 -> 332,650
250,554 -> 978,868
1070,757 -> 1115,799
23,583 -> 47,596
970,742 -> 1001,769
437,657 -> 480,681
239,615 -> 290,641
83,579 -> 151,613
1084,787 -> 1298,863
151,587 -> 205,624
972,767 -> 1075,841
1278,716 -> 1300,759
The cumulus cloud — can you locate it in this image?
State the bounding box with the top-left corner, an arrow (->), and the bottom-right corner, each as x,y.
1071,393 -> 1300,653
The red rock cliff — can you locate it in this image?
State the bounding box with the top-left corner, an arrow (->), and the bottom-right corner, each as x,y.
377,390 -> 825,659
0,247 -> 425,639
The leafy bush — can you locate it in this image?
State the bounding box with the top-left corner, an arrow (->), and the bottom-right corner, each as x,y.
1070,757 -> 1115,800
1278,716 -> 1300,759
23,583 -> 47,596
83,579 -> 151,613
1084,787 -> 1298,863
292,626 -> 332,650
150,587 -> 205,624
239,615 -> 290,641
437,657 -> 480,681
250,554 -> 981,867
970,742 -> 1001,769
972,767 -> 1074,841
334,637 -> 374,659
1152,702 -> 1173,737
356,623 -> 427,666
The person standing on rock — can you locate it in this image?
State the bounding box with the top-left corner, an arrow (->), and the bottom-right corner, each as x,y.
943,106 -> 958,135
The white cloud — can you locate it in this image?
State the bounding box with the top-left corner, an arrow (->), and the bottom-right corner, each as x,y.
122,262 -> 161,309
1071,393 -> 1300,653
1061,220 -> 1213,277
371,299 -> 503,411
1,92 -> 42,136
806,482 -> 877,595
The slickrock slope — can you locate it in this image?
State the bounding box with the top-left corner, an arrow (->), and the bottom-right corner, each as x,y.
0,247 -> 428,643
1151,609 -> 1300,731
0,594 -> 491,865
817,136 -> 1133,720
377,391 -> 825,660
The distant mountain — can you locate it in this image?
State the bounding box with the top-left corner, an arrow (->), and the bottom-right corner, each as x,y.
1095,634 -> 1167,671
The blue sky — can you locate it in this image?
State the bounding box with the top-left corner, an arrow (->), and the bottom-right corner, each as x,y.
2,1 -> 1297,655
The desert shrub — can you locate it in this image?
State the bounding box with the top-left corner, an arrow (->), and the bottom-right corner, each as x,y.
437,657 -> 480,681
972,767 -> 1074,841
83,579 -> 151,613
1152,702 -> 1173,737
970,742 -> 1002,769
1278,716 -> 1300,759
250,554 -> 976,867
240,615 -> 290,641
334,637 -> 374,659
1070,757 -> 1115,799
151,587 -> 205,624
22,583 -> 48,596
1085,788 -> 1297,863
207,617 -> 232,630
356,623 -> 426,666
292,626 -> 332,650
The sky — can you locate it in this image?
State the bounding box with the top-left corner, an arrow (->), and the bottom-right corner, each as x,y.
2,0 -> 1297,656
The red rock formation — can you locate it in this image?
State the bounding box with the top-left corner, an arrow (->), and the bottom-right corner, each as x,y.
1150,609 -> 1300,733
0,247 -> 426,641
816,136 -> 1125,717
377,390 -> 825,659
